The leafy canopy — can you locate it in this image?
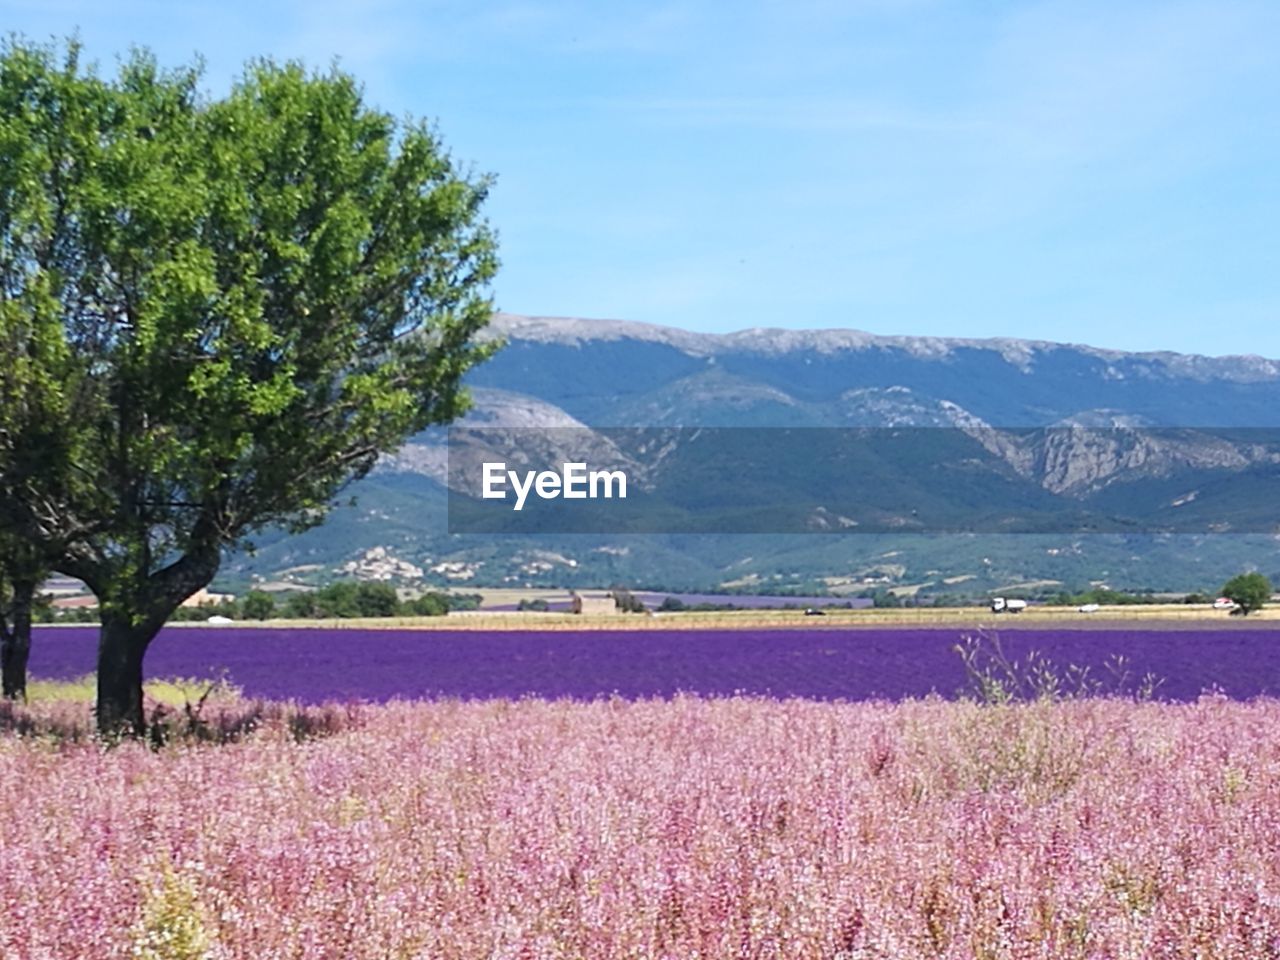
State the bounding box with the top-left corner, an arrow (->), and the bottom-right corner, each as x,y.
0,39 -> 106,554
1221,572 -> 1271,616
0,41 -> 499,610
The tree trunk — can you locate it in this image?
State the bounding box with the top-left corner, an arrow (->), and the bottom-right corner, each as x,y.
1,579 -> 35,701
96,610 -> 155,737
83,539 -> 223,738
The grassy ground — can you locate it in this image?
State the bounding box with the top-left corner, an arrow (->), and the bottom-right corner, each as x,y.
24,675 -> 240,705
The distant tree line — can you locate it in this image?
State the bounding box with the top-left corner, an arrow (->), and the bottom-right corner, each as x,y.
1045,589 -> 1168,607
39,584 -> 482,623
1043,578 -> 1273,614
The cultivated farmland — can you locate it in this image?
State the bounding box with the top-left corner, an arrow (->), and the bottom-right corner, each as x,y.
28,625 -> 1280,702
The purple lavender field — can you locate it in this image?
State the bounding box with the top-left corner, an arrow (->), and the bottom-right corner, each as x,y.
29,625 -> 1280,702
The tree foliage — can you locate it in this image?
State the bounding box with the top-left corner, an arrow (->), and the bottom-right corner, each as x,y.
1221,572 -> 1271,616
240,590 -> 276,621
609,588 -> 647,613
0,40 -> 110,699
0,39 -> 500,733
157,584 -> 468,621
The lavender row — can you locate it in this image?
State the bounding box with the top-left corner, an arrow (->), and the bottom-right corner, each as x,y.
29,626 -> 1280,703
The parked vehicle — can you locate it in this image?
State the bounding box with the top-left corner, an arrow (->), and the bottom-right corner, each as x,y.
990,597 -> 1027,614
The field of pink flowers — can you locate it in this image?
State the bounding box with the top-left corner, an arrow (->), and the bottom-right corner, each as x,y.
3,694 -> 1280,959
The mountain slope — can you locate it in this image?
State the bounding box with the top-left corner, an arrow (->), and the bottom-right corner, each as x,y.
218,314 -> 1280,596
473,313 -> 1280,427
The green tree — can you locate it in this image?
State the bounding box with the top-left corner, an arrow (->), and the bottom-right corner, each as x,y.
353,582 -> 399,618
1221,572 -> 1271,616
283,592 -> 319,619
313,582 -> 360,619
0,40 -> 112,699
407,592 -> 450,616
0,538 -> 43,700
241,590 -> 276,621
610,588 -> 646,613
1,41 -> 499,734
450,593 -> 482,612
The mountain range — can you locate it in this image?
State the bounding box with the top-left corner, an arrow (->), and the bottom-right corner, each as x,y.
218,314 -> 1280,598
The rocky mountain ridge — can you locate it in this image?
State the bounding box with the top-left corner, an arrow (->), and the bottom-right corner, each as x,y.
221,313 -> 1280,595
485,312 -> 1280,383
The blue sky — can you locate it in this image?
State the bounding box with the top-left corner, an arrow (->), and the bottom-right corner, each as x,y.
5,0 -> 1280,356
